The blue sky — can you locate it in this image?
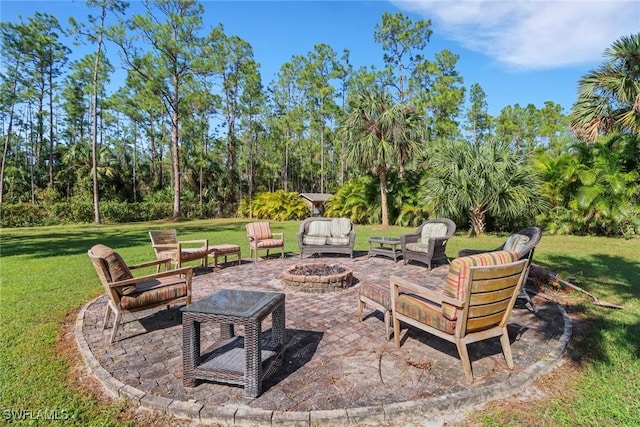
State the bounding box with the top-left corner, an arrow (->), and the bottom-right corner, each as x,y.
2,0 -> 639,116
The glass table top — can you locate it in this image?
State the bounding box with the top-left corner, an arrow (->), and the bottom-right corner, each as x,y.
369,236 -> 401,243
181,289 -> 284,318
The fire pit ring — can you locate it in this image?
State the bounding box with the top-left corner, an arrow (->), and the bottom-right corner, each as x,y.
281,263 -> 353,293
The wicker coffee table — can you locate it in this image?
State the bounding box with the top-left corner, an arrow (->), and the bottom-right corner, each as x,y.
181,289 -> 286,397
368,236 -> 402,262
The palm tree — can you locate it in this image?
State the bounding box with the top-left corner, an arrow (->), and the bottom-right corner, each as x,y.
340,87 -> 424,226
422,139 -> 546,235
570,34 -> 640,142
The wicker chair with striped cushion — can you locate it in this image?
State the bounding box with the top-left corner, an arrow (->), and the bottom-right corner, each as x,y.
390,250 -> 527,383
88,244 -> 193,343
246,222 -> 285,261
400,218 -> 456,269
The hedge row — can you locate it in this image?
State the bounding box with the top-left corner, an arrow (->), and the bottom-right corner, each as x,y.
0,201 -> 223,227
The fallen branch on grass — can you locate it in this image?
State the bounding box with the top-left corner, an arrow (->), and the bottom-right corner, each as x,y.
530,264 -> 624,310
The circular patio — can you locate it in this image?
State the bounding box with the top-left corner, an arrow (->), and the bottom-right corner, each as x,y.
76,254 -> 571,426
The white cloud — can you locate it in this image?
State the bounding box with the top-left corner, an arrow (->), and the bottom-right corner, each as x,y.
392,0 -> 640,70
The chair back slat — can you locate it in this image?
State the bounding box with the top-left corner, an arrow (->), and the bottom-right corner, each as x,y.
459,259 -> 528,335
149,230 -> 178,246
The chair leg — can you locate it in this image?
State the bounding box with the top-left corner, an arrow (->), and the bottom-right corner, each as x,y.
281,246 -> 284,258
110,311 -> 123,343
357,296 -> 364,321
456,339 -> 474,383
393,316 -> 401,347
383,309 -> 391,340
103,305 -> 112,329
500,328 -> 515,369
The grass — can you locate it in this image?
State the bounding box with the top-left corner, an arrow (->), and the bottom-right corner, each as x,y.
1,218 -> 639,426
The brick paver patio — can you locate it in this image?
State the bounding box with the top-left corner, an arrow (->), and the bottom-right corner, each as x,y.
77,252 -> 570,426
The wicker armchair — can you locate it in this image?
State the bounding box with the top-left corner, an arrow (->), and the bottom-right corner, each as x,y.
458,226 -> 542,310
88,244 -> 193,343
458,226 -> 542,261
400,218 -> 456,269
391,251 -> 528,383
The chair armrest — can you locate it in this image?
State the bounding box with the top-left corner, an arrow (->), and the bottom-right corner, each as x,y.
151,243 -> 180,250
401,232 -> 420,246
457,248 -> 489,257
108,266 -> 194,289
178,239 -> 208,246
129,258 -> 172,270
272,232 -> 284,240
390,275 -> 464,308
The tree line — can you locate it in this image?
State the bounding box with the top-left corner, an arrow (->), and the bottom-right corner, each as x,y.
1,1 -> 638,236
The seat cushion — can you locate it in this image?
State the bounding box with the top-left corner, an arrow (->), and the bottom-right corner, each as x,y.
396,291 -> 456,335
442,250 -> 518,321
308,220 -> 332,237
420,222 -> 448,243
330,218 -> 352,237
303,235 -> 327,246
359,282 -> 391,309
327,236 -> 350,246
120,277 -> 188,310
209,244 -> 240,255
255,238 -> 284,249
405,242 -> 431,253
179,248 -> 209,261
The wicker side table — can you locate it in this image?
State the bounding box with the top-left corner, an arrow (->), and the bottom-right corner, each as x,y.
181,289 -> 286,398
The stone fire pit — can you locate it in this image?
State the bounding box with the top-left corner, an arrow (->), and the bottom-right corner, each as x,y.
281,263 -> 353,293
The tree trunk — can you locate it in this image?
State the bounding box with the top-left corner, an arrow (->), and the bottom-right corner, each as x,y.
0,77 -> 18,205
379,168 -> 389,227
171,85 -> 181,219
91,42 -> 102,224
470,205 -> 486,236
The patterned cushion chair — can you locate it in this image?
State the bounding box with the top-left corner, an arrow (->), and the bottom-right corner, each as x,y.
88,244 -> 193,343
400,218 -> 456,269
390,250 -> 527,383
297,217 -> 355,259
246,222 -> 285,261
149,229 -> 210,270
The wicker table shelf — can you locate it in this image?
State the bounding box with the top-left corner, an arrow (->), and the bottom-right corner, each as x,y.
181,289 -> 286,398
368,236 -> 402,262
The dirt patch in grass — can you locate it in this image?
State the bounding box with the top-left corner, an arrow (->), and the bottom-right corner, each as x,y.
57,310 -> 219,427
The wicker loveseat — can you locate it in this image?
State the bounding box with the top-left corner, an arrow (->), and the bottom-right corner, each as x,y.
297,217 -> 355,259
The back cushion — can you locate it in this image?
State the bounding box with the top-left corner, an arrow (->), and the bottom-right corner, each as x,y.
442,250 -> 518,320
504,233 -> 530,255
420,222 -> 448,243
308,220 -> 332,237
91,244 -> 136,295
247,222 -> 272,240
330,218 -> 352,237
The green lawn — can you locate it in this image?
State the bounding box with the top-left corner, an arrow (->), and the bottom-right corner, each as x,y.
1,219 -> 638,426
